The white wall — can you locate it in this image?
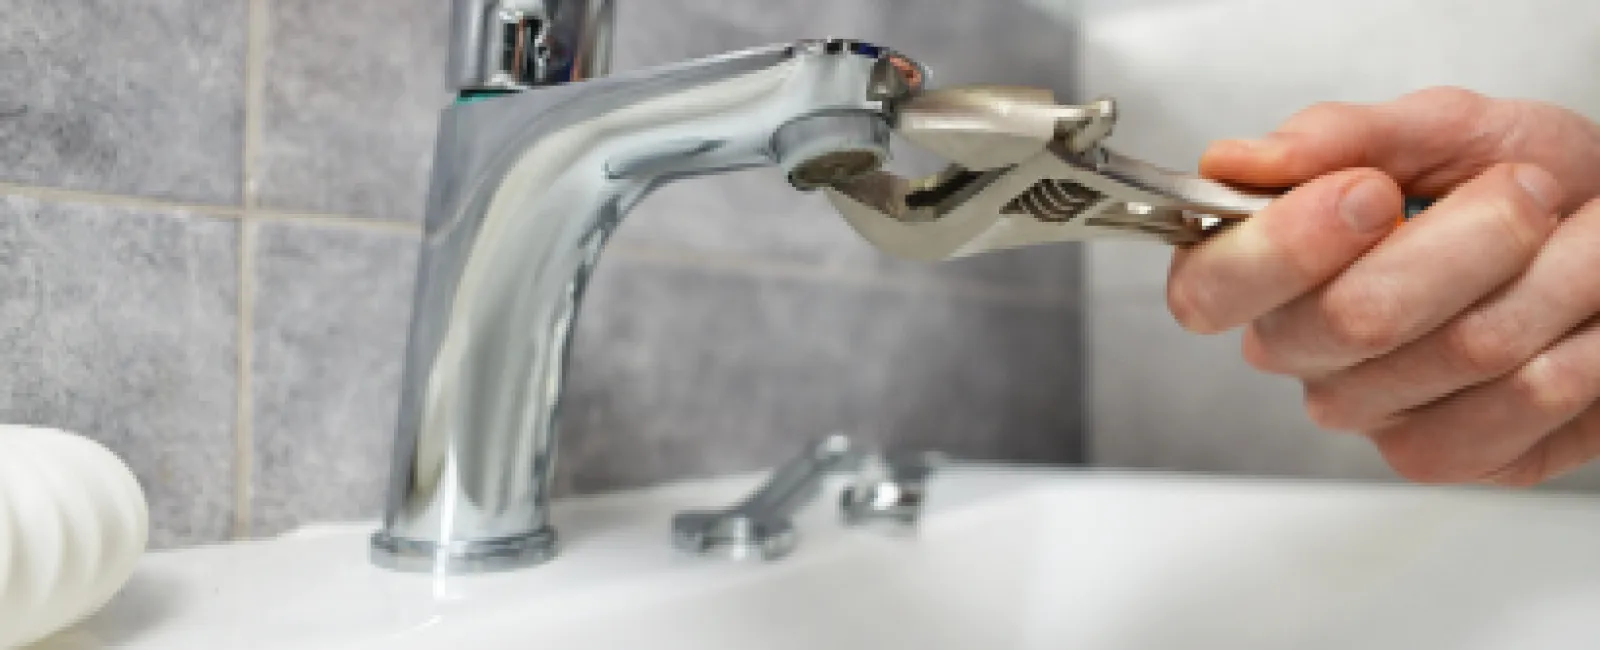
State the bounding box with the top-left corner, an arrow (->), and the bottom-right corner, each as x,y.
1035,0 -> 1600,486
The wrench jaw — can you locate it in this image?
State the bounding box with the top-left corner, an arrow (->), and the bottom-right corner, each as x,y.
823,169 -> 997,261
888,86 -> 1109,170
818,85 -> 1274,259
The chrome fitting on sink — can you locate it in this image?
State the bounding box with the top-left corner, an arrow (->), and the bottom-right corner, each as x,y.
840,450 -> 946,529
671,435 -> 947,561
672,435 -> 859,561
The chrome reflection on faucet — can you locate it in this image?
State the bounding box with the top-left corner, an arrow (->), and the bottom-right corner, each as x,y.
371,2 -> 929,574
448,0 -> 615,90
839,449 -> 945,530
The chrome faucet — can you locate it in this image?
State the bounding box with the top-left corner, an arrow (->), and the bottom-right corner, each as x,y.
370,0 -> 927,574
370,0 -> 1310,576
670,434 -> 945,562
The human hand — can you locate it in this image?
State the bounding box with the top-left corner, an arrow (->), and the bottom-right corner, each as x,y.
1167,87 -> 1600,486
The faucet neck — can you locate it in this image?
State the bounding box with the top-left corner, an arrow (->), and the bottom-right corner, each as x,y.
449,0 -> 615,93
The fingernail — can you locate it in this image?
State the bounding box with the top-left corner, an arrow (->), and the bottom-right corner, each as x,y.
1173,280 -> 1219,333
1339,177 -> 1396,234
1513,164 -> 1561,212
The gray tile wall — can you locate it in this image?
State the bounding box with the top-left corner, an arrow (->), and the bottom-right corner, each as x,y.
0,196 -> 239,548
0,0 -> 1086,547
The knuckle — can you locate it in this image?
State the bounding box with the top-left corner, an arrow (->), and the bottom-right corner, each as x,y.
1317,281 -> 1406,355
1440,313 -> 1530,378
1480,164 -> 1557,243
1401,86 -> 1489,110
1483,99 -> 1566,165
1373,430 -> 1459,484
1389,87 -> 1505,174
1239,326 -> 1283,373
1284,101 -> 1366,132
1302,383 -> 1357,430
1489,454 -> 1551,488
1397,87 -> 1495,135
1581,196 -> 1600,218
1300,100 -> 1359,119
1572,411 -> 1600,455
1508,353 -> 1597,417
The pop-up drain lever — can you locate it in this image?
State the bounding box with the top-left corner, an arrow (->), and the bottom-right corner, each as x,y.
671,435 -> 860,561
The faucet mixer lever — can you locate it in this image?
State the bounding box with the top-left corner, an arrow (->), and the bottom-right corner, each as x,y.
672,434 -> 859,561
839,449 -> 945,529
449,0 -> 615,91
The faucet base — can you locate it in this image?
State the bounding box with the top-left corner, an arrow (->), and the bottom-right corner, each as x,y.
368,527 -> 558,574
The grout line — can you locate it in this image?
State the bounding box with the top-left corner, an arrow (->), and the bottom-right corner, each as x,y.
242,0 -> 267,211
251,210 -> 423,234
0,181 -> 425,234
230,0 -> 270,541
232,223 -> 258,540
0,181 -> 246,217
0,184 -> 1070,307
0,183 -> 1067,307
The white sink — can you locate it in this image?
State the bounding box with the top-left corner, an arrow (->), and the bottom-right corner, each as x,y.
32,466 -> 1600,650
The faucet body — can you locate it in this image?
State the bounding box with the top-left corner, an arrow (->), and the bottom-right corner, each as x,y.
370,4 -> 914,572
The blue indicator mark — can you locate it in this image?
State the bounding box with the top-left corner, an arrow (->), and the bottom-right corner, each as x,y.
1403,196 -> 1433,220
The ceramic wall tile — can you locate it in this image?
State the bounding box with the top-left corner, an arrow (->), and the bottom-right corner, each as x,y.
0,195 -> 239,547
0,0 -> 246,204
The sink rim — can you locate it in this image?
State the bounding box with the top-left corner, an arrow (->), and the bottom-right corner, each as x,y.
38,464 -> 1600,650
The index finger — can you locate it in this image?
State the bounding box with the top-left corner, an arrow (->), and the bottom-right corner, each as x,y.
1199,88 -> 1597,211
1167,167 -> 1405,334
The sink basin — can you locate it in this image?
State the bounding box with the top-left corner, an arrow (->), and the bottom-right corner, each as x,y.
33,466 -> 1600,650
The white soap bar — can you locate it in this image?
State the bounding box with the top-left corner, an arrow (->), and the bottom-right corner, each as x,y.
0,425 -> 149,649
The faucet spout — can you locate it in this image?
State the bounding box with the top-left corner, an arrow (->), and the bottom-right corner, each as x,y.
370,40 -> 923,573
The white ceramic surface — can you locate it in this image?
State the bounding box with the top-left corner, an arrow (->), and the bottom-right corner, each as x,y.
36,466 -> 1600,650
0,425 -> 149,649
